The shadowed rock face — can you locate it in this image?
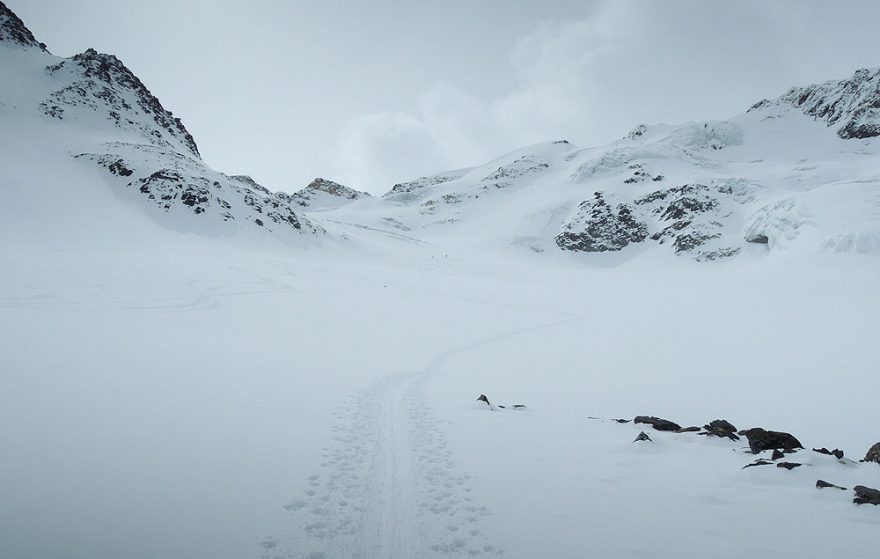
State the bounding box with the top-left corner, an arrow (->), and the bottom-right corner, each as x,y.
752,67 -> 880,139
556,192 -> 648,252
557,184 -> 740,260
0,1 -> 47,51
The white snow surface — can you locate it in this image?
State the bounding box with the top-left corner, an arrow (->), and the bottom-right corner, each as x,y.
3,19 -> 880,559
2,226 -> 880,559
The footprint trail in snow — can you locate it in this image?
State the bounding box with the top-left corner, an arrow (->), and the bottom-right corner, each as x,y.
265,374 -> 503,558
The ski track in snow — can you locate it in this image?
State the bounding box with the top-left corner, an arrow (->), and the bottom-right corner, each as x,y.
269,317 -> 583,559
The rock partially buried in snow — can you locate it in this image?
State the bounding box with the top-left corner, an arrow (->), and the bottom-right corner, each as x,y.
700,419 -> 740,441
776,462 -> 803,470
676,426 -> 701,433
771,450 -> 785,461
633,416 -> 682,432
476,394 -> 525,411
813,447 -> 845,460
816,480 -> 847,490
740,428 -> 804,454
862,442 -> 880,464
743,459 -> 774,469
633,431 -> 653,443
853,485 -> 880,506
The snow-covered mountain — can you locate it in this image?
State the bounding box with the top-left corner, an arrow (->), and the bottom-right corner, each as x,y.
0,2 -> 321,243
309,68 -> 880,260
284,177 -> 372,211
4,0 -> 879,260
3,4 -> 880,559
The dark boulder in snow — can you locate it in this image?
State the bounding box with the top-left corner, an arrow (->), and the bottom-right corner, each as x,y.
743,459 -> 773,469
853,485 -> 880,506
633,416 -> 682,432
700,419 -> 739,441
741,428 -> 804,454
776,462 -> 803,470
816,480 -> 847,490
862,442 -> 880,464
771,450 -> 785,461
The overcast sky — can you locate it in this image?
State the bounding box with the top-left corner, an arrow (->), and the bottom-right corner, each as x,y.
11,0 -> 880,194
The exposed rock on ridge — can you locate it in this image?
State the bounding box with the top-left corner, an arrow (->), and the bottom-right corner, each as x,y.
42,48 -> 200,158
752,67 -> 880,139
285,178 -> 371,210
0,1 -> 47,51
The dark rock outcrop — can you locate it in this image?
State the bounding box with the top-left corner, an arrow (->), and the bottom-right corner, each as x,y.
752,67 -> 880,140
634,184 -> 729,256
42,49 -> 200,158
743,459 -> 773,469
0,1 -> 47,51
853,485 -> 880,506
556,192 -> 648,252
75,151 -> 320,235
634,416 -> 682,432
776,462 -> 803,470
863,442 -> 880,464
771,450 -> 785,461
741,428 -> 804,454
676,426 -> 701,433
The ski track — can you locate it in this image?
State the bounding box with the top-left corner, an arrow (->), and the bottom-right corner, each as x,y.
270,317 -> 583,559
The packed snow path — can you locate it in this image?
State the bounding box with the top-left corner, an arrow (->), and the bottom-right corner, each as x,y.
272,318 -> 582,559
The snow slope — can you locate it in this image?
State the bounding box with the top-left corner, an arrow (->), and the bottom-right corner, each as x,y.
0,5 -> 321,245
2,4 -> 880,559
310,69 -> 880,261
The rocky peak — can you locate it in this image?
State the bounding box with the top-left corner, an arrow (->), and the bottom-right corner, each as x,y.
305,178 -> 367,200
0,1 -> 47,51
285,178 -> 370,210
42,47 -> 200,158
751,67 -> 880,139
